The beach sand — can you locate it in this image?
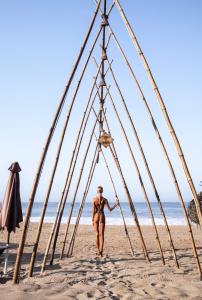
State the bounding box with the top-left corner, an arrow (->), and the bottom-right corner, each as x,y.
0,223 -> 202,299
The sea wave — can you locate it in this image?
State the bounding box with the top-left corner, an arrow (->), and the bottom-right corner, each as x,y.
30,216 -> 186,226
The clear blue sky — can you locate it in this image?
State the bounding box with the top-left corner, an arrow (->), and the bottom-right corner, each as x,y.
0,0 -> 202,204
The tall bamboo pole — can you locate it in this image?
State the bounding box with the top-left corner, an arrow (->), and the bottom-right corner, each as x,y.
52,117 -> 99,264
66,108 -> 109,257
68,140 -> 135,258
43,61 -> 111,269
99,145 -> 134,257
94,60 -> 165,264
113,0 -> 202,226
28,27 -> 102,278
98,110 -> 150,262
103,91 -> 165,264
95,14 -> 202,276
109,144 -> 150,262
40,79 -> 101,272
107,61 -> 179,267
13,0 -> 101,284
65,144 -> 99,258
48,89 -> 109,266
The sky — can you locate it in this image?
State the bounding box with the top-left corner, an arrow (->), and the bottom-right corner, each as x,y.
0,0 -> 202,204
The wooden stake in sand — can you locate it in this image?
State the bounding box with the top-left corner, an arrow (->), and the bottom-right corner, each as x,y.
113,0 -> 202,227
13,0 -> 102,284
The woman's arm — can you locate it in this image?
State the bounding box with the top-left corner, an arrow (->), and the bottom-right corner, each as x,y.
105,199 -> 119,212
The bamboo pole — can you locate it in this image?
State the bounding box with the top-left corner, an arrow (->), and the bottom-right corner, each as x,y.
68,120 -> 134,257
48,89 -> 110,266
108,144 -> 150,262
95,14 -> 202,276
43,60 -> 111,267
99,144 -> 134,257
28,27 -> 102,278
66,108 -> 109,257
113,0 -> 202,226
40,72 -> 102,273
94,61 -> 165,265
98,110 -> 150,262
107,61 -> 179,267
52,116 -> 99,264
65,144 -> 99,258
104,90 -> 165,264
13,0 -> 102,284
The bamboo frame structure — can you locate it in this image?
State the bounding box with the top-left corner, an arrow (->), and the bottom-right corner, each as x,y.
91,5 -> 202,276
12,0 -> 102,283
113,0 -> 202,226
28,26 -> 103,278
106,61 -> 179,267
12,0 -> 202,283
94,60 -> 165,265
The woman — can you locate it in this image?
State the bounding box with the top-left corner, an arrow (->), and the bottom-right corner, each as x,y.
92,186 -> 119,256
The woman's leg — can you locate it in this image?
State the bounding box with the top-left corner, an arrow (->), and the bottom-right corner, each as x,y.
93,221 -> 100,254
99,221 -> 105,256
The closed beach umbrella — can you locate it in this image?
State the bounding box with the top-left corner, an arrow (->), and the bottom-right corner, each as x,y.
0,162 -> 23,239
0,162 -> 23,274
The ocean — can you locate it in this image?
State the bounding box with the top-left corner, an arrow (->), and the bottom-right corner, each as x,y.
23,201 -> 189,226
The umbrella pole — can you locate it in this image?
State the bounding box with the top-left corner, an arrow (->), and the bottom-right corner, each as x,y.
103,20 -> 202,277
113,0 -> 202,226
107,61 -> 178,266
3,232 -> 10,275
28,28 -> 102,278
99,143 -> 134,257
94,72 -> 165,265
50,116 -> 99,265
13,0 -> 101,284
39,69 -> 103,274
66,144 -> 98,257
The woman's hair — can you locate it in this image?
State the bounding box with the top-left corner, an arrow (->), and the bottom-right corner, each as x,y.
97,186 -> 103,193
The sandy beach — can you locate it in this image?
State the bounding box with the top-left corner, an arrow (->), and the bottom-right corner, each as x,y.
0,224 -> 202,299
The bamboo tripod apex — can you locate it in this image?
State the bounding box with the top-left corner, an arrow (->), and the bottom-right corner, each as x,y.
12,0 -> 202,284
